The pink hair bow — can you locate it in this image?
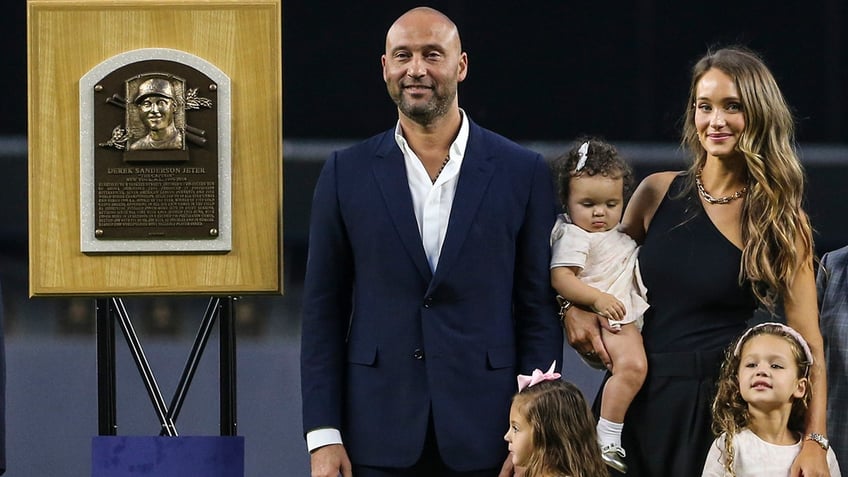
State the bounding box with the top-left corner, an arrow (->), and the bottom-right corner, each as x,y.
516,361 -> 561,392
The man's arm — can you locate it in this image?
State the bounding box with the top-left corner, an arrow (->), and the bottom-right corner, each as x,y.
512,154 -> 563,372
300,153 -> 354,455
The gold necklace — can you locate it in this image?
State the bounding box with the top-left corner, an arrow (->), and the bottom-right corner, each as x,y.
431,155 -> 451,183
695,169 -> 747,205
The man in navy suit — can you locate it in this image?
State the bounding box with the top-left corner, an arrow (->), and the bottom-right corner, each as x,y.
300,7 -> 562,477
816,245 -> 848,466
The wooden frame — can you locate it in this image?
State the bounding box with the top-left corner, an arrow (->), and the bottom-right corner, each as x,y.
27,0 -> 283,296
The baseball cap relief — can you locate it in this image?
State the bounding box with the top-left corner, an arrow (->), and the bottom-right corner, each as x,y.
134,78 -> 175,104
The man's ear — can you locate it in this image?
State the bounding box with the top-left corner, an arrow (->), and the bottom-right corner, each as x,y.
457,52 -> 468,83
381,55 -> 388,82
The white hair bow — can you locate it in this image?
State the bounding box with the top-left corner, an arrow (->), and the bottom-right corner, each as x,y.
575,141 -> 590,171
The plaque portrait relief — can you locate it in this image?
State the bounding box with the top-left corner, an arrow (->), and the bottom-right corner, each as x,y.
128,75 -> 185,151
80,49 -> 232,253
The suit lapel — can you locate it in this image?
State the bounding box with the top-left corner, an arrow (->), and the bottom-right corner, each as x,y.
430,123 -> 495,289
372,133 -> 433,282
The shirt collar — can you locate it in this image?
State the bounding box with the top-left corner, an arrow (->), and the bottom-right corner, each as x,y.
393,108 -> 470,161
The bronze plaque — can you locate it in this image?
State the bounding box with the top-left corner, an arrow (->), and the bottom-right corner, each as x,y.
80,49 -> 232,253
94,61 -> 218,240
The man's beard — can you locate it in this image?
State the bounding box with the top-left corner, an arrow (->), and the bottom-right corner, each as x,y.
392,86 -> 455,126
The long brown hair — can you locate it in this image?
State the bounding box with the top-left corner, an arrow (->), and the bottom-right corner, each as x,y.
681,46 -> 814,311
512,380 -> 607,477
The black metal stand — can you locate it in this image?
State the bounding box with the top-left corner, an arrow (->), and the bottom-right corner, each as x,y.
96,299 -> 117,436
95,296 -> 238,436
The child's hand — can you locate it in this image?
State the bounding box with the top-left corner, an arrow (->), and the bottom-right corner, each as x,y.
592,293 -> 627,321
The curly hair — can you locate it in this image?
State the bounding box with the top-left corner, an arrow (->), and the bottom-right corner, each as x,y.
680,46 -> 814,311
512,379 -> 608,477
711,323 -> 812,476
552,137 -> 636,214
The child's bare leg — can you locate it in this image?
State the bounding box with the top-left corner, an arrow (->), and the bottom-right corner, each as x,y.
595,323 -> 645,472
599,323 -> 647,423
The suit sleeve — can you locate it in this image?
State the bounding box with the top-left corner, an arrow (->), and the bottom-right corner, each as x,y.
300,153 -> 354,437
513,154 -> 563,373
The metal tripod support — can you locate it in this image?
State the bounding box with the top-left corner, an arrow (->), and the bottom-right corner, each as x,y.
95,296 -> 238,437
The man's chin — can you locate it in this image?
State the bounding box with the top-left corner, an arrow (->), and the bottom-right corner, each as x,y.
399,103 -> 443,125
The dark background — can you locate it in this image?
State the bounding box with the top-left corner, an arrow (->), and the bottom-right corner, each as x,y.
283,1 -> 846,142
4,1 -> 846,142
284,2 -> 848,143
0,2 -> 846,475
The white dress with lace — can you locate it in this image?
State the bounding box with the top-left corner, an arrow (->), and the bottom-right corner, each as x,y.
550,214 -> 649,329
701,428 -> 841,477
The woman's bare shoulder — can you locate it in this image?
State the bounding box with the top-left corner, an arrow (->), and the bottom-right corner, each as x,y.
622,171 -> 684,241
639,171 -> 682,193
630,171 -> 682,210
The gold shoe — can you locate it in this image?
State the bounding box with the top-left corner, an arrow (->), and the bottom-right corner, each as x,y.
600,443 -> 627,474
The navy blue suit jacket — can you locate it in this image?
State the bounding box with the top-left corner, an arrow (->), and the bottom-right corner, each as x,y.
300,121 -> 562,471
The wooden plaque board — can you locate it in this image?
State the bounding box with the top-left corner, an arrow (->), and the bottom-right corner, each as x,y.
27,0 -> 283,296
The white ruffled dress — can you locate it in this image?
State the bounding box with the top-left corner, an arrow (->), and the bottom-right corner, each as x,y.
550,214 -> 649,329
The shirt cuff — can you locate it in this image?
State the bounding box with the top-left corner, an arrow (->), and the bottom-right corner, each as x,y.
306,428 -> 343,453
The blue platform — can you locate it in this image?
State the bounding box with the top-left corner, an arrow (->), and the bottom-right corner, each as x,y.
91,436 -> 244,477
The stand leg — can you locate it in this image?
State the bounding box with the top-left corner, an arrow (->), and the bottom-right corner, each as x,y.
220,296 -> 237,436
111,298 -> 178,436
160,297 -> 221,435
96,298 -> 117,436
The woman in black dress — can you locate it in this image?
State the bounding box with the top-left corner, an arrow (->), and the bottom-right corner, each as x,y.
562,47 -> 830,477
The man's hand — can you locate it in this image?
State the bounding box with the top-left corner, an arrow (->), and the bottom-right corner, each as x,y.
310,444 -> 352,477
563,306 -> 616,369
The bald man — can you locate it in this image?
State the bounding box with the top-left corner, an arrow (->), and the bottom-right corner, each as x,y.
300,7 -> 562,476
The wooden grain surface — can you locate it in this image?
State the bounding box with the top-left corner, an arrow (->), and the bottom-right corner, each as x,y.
28,0 -> 283,296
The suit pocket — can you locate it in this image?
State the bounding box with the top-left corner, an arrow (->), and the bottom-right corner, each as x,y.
348,344 -> 378,366
487,346 -> 515,370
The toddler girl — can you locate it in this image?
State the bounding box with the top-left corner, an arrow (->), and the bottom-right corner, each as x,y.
504,362 -> 607,477
702,322 -> 841,476
550,138 -> 648,473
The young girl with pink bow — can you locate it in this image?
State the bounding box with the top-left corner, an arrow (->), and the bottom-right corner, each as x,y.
504,362 -> 607,477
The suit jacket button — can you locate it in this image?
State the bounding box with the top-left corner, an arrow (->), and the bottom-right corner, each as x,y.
423,297 -> 433,309
413,349 -> 425,360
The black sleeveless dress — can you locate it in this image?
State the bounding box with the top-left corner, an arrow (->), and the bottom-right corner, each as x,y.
595,174 -> 758,476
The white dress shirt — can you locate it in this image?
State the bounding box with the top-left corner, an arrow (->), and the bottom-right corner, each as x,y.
396,110 -> 469,271
306,111 -> 470,452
